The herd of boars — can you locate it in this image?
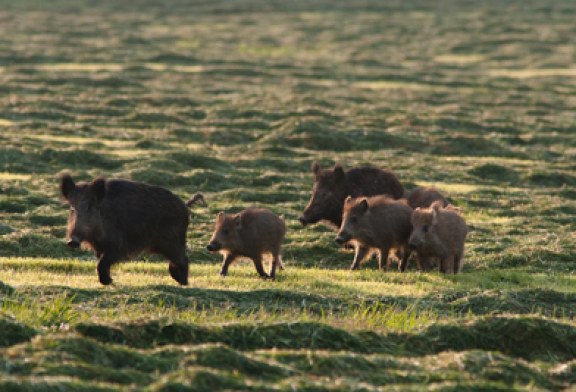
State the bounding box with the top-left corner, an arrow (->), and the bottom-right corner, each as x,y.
59,163 -> 468,285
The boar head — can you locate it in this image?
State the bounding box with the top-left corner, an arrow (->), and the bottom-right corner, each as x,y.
299,162 -> 347,227
60,173 -> 106,249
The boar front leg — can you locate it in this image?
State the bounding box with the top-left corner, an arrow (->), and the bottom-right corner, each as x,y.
251,255 -> 270,279
97,253 -> 120,285
350,246 -> 370,270
219,254 -> 236,277
439,256 -> 454,274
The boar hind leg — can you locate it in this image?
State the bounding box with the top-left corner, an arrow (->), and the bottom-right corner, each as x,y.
219,254 -> 235,277
453,252 -> 463,274
269,253 -> 282,279
377,247 -> 391,271
398,247 -> 412,273
351,246 -> 370,270
97,253 -> 120,285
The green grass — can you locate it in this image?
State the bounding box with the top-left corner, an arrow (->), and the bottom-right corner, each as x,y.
1,0 -> 576,389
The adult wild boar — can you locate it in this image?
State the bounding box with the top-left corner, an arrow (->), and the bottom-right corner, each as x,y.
409,201 -> 468,274
336,196 -> 413,271
299,163 -> 404,228
406,187 -> 448,209
60,173 -> 194,286
207,208 -> 285,279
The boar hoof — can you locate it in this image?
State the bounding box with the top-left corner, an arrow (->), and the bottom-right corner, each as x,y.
99,275 -> 113,285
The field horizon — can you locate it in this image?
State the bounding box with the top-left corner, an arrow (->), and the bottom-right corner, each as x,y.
1,0 -> 575,390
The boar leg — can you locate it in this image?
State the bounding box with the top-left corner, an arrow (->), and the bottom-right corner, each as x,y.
97,253 -> 119,285
251,255 -> 270,279
168,255 -> 189,286
454,251 -> 463,274
350,246 -> 370,270
219,254 -> 236,277
439,256 -> 454,274
269,253 -> 282,279
399,247 -> 412,272
416,254 -> 434,271
377,247 -> 391,271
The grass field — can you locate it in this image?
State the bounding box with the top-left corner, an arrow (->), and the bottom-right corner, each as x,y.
1,0 -> 575,390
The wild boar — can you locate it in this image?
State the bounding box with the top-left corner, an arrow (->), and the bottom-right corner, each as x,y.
409,201 -> 468,274
335,196 -> 413,271
406,187 -> 448,209
207,208 -> 286,278
60,173 -> 192,285
299,163 -> 404,228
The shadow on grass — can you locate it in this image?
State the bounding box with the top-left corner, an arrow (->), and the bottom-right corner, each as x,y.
75,316 -> 576,362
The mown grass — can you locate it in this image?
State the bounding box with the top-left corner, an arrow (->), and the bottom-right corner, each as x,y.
1,0 -> 576,389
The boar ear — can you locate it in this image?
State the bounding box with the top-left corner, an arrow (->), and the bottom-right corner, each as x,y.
216,212 -> 225,223
431,200 -> 443,211
345,195 -> 353,204
431,208 -> 438,226
312,162 -> 320,177
233,214 -> 242,229
333,164 -> 345,180
359,199 -> 369,213
91,177 -> 106,202
59,173 -> 76,201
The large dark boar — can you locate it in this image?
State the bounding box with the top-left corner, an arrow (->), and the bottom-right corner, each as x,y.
299,163 -> 404,228
335,196 -> 413,271
60,173 -> 192,286
406,187 -> 448,209
409,201 -> 468,274
207,208 -> 285,279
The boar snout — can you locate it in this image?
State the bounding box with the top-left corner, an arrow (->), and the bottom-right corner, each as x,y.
335,232 -> 351,245
408,237 -> 421,250
67,235 -> 81,249
207,242 -> 221,252
298,215 -> 310,226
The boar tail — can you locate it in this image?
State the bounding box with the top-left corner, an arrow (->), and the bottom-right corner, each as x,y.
186,192 -> 207,208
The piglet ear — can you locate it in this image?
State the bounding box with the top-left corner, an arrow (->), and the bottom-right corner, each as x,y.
312,162 -> 320,177
333,164 -> 345,180
359,198 -> 369,213
216,212 -> 225,223
59,172 -> 76,201
91,177 -> 107,202
431,200 -> 443,211
233,214 -> 242,229
432,208 -> 438,226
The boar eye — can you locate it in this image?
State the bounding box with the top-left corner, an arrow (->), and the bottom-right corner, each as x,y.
222,229 -> 229,236
423,225 -> 429,233
350,216 -> 358,224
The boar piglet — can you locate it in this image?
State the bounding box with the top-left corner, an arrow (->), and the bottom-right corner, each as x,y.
336,196 -> 413,271
207,208 -> 286,279
406,187 -> 448,209
60,173 -> 192,285
409,201 -> 467,274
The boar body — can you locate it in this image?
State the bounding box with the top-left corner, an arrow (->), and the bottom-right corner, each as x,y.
207,208 -> 285,278
60,174 -> 190,285
336,196 -> 413,271
409,201 -> 467,274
